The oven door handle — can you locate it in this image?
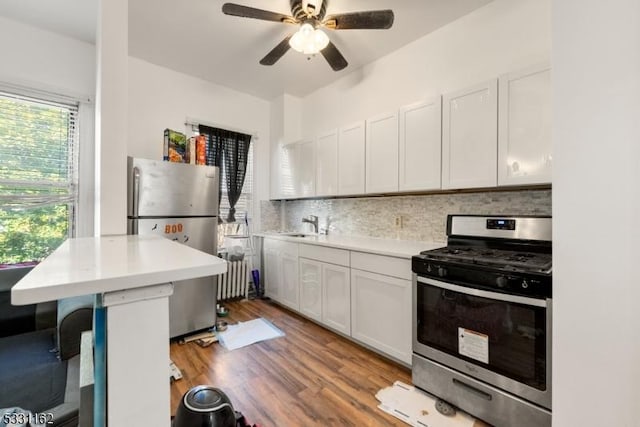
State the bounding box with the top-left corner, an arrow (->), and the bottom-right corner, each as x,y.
416,276 -> 548,308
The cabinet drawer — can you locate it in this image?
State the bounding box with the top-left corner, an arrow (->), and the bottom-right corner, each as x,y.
350,252 -> 411,281
263,238 -> 298,255
299,244 -> 349,266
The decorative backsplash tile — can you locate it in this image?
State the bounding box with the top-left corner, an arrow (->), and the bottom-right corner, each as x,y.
260,189 -> 551,243
258,200 -> 282,232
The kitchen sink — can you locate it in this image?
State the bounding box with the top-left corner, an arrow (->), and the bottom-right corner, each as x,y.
277,232 -> 316,238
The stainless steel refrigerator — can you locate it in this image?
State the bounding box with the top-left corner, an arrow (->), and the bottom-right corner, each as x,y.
127,156 -> 219,338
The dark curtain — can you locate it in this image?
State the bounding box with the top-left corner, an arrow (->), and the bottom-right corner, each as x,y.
222,131 -> 251,222
198,125 -> 252,223
199,125 -> 224,221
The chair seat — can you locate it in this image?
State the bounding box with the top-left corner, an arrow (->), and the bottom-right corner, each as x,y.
0,328 -> 67,413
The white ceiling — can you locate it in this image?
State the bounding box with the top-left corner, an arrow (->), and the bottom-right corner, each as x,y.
0,0 -> 493,100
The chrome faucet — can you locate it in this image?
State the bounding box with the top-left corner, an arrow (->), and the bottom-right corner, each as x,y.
301,215 -> 319,234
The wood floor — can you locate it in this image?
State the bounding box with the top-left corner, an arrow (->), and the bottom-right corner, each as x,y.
169,298 -> 412,426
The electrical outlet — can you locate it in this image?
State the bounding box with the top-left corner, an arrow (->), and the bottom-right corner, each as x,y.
394,215 -> 403,229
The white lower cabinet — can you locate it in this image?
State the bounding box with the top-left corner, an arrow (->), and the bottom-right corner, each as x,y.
280,251 -> 300,311
299,256 -> 351,336
265,239 -> 412,365
299,245 -> 351,335
350,269 -> 412,365
263,246 -> 281,301
321,263 -> 351,335
299,258 -> 322,322
263,238 -> 299,311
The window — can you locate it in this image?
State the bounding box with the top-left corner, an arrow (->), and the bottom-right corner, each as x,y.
0,91 -> 79,267
189,124 -> 254,250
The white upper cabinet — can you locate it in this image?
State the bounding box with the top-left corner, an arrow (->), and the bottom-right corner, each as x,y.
498,64 -> 552,186
338,121 -> 366,195
399,98 -> 442,191
280,138 -> 316,199
442,80 -> 498,189
297,139 -> 316,197
279,142 -> 298,199
315,129 -> 339,197
366,111 -> 399,194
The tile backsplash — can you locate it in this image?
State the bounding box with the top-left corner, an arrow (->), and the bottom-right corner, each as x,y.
260,189 -> 551,243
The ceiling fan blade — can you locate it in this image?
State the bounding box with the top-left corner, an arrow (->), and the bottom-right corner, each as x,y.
260,35 -> 293,66
321,41 -> 348,71
323,10 -> 394,30
222,3 -> 296,24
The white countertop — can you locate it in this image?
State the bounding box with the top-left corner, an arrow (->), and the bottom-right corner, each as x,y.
11,235 -> 227,305
254,232 -> 443,258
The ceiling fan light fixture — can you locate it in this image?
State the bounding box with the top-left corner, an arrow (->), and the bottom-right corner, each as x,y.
289,23 -> 330,55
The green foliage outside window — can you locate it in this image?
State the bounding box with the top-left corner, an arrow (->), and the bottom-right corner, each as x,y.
0,93 -> 76,267
0,205 -> 68,265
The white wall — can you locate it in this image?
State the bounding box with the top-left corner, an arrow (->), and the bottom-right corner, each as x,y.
95,0 -> 128,236
127,57 -> 271,228
0,16 -> 95,97
552,0 -> 640,425
300,0 -> 550,136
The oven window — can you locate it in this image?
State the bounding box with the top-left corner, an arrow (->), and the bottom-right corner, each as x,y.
416,281 -> 547,391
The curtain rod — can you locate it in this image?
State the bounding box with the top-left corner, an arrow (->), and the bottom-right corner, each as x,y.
185,117 -> 259,140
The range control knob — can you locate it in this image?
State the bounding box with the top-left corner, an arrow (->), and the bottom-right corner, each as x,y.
496,276 -> 508,288
438,267 -> 447,278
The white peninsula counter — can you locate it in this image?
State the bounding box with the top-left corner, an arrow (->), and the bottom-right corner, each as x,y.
11,234 -> 227,427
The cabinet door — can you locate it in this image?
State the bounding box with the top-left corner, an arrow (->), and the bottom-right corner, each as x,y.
299,258 -> 322,322
351,269 -> 412,364
280,251 -> 300,311
297,139 -> 316,197
442,80 -> 498,189
280,139 -> 315,199
316,130 -> 339,197
263,246 -> 281,301
498,64 -> 552,186
338,121 -> 365,195
399,98 -> 442,191
279,143 -> 298,199
366,111 -> 399,194
322,263 -> 351,335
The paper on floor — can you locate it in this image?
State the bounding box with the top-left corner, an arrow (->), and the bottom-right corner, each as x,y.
217,318 -> 284,351
376,381 -> 478,427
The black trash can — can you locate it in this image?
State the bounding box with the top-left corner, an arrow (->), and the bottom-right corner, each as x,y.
173,385 -> 237,427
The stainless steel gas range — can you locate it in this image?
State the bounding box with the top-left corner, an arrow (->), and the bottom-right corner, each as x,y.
411,215 -> 552,427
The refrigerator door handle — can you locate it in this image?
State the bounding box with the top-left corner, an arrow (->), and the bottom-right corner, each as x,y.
132,166 -> 140,234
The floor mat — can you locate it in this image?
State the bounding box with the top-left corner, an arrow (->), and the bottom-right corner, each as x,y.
217,318 -> 284,351
376,381 -> 479,427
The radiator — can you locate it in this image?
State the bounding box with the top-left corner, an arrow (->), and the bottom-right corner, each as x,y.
217,258 -> 249,301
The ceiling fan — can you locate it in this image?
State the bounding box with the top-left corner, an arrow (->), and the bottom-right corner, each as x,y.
221,0 -> 394,71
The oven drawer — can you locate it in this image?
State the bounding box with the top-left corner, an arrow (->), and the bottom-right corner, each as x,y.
412,353 -> 551,427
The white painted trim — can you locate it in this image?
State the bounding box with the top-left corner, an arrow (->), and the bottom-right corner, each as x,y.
102,283 -> 174,307
185,116 -> 259,140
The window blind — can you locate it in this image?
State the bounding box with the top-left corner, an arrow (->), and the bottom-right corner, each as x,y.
0,91 -> 79,208
0,91 -> 79,264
